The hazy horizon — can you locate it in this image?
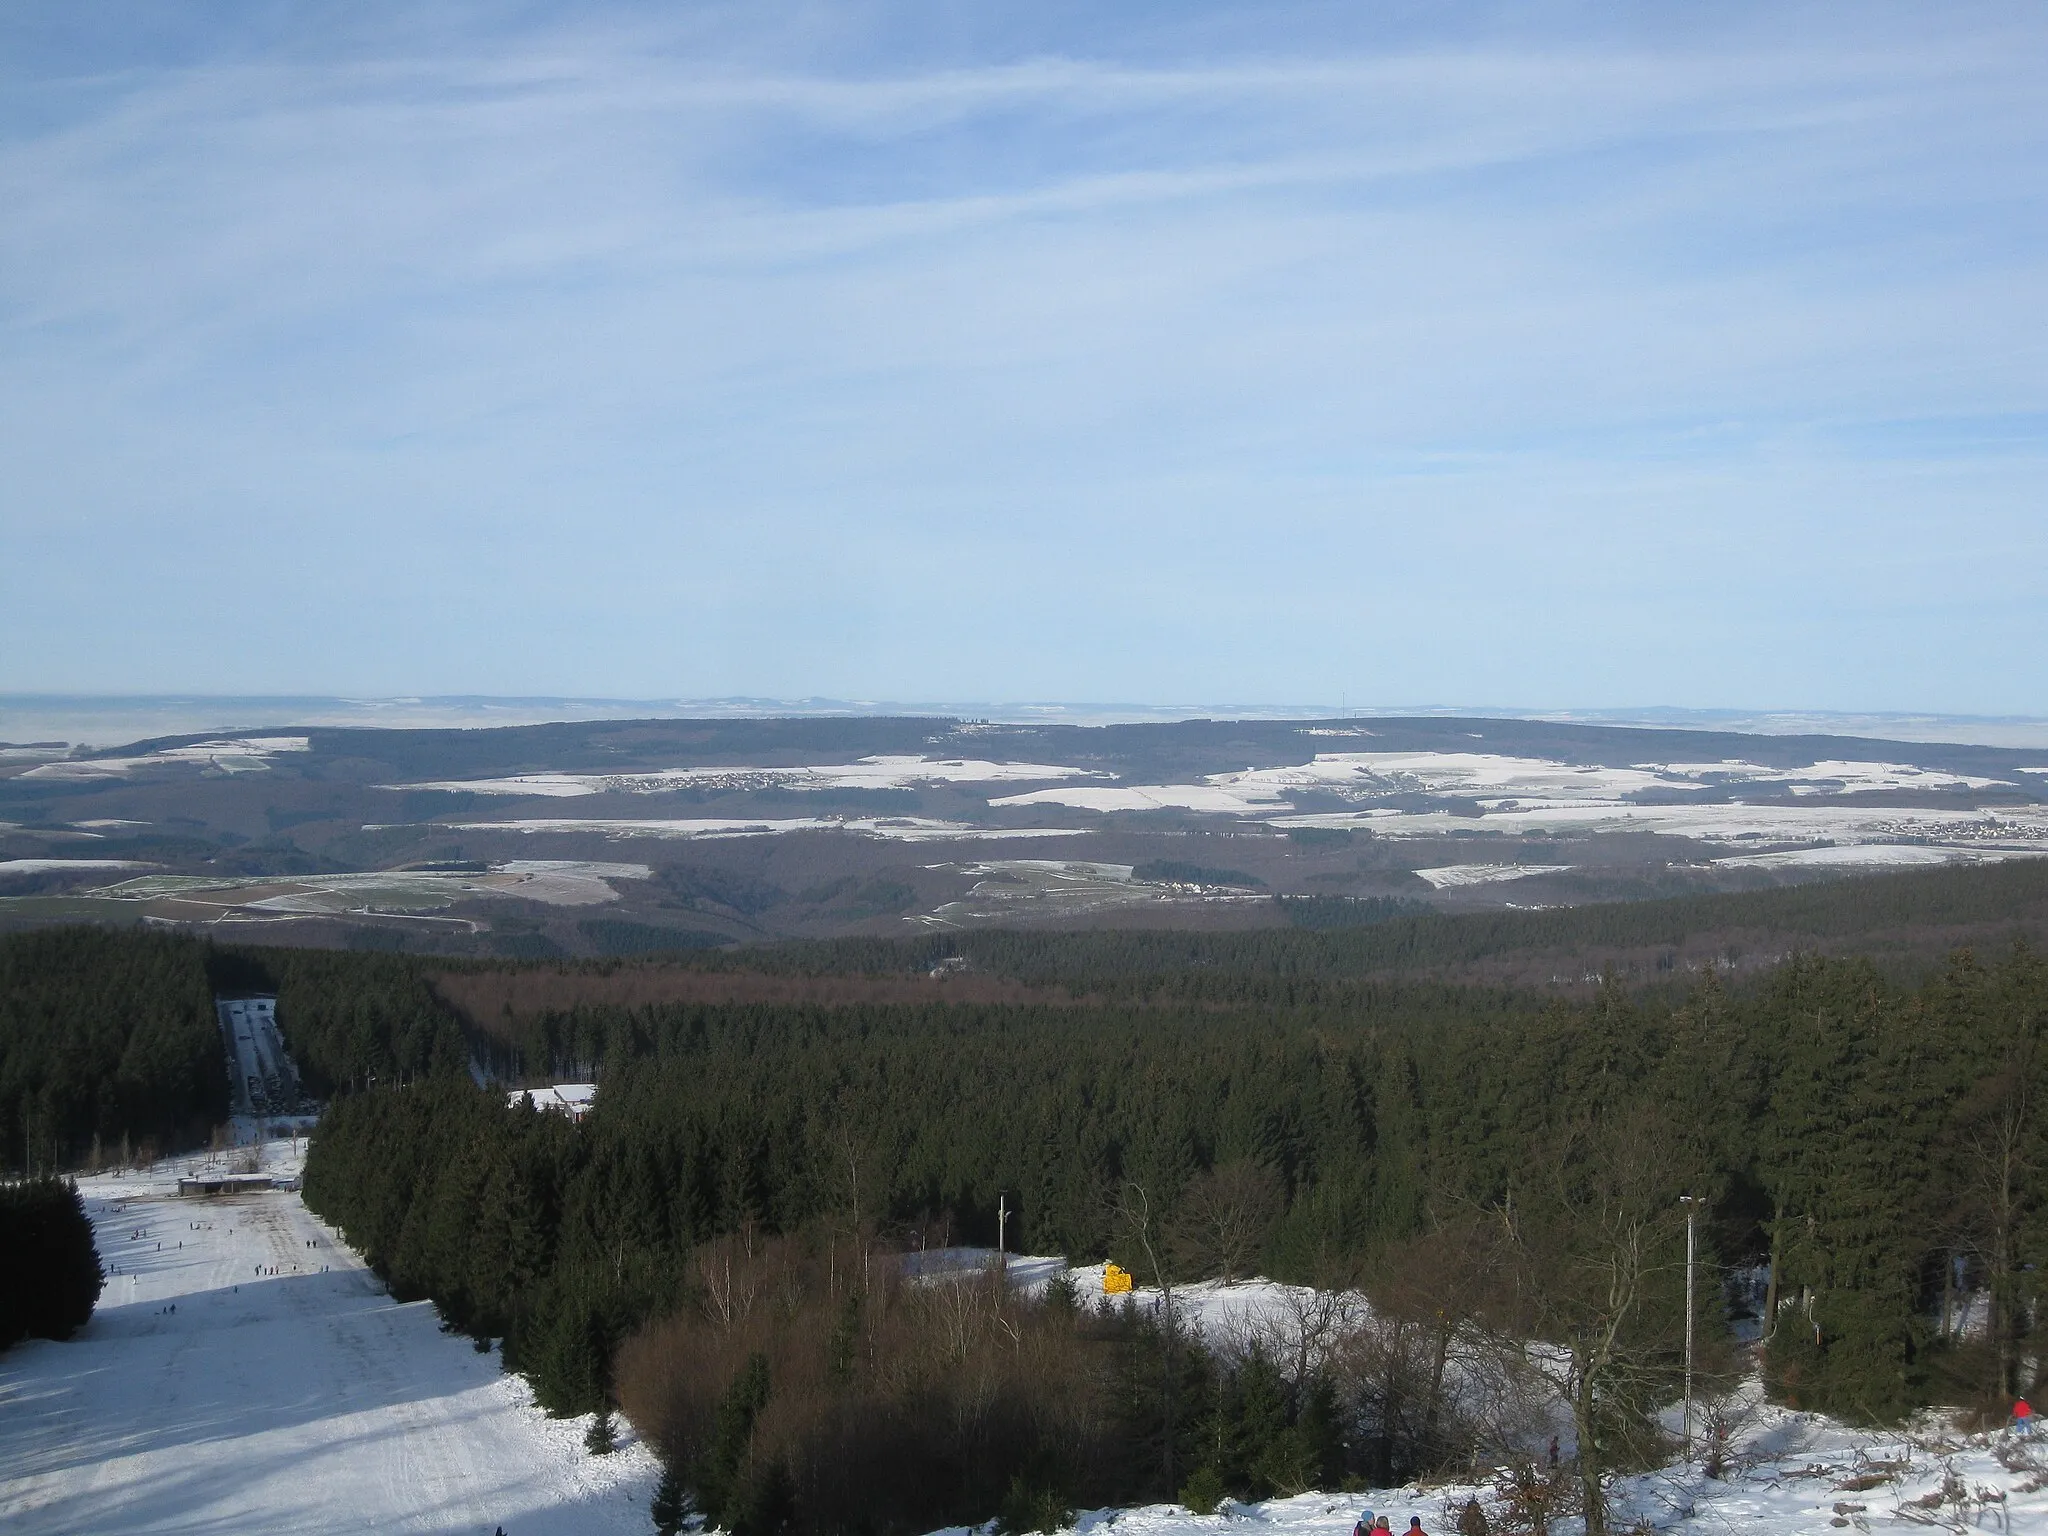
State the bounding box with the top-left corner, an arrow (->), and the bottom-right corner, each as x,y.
4,3 -> 2044,711
8,692 -> 2048,751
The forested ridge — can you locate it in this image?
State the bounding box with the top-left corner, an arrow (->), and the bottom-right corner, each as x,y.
724,857 -> 2048,989
15,856 -> 2041,1169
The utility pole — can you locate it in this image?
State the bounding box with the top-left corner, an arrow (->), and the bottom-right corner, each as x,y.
1680,1195 -> 1700,1463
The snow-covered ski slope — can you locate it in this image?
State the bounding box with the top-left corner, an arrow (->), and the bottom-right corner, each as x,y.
7,1175 -> 2045,1536
0,1143 -> 657,1534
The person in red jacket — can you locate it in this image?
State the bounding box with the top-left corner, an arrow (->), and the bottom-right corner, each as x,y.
2016,1398 -> 2033,1438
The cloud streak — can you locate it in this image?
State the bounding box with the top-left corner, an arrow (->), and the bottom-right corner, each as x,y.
1,2 -> 2044,709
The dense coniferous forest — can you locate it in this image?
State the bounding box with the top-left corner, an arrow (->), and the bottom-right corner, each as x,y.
4,862 -> 2047,1533
0,930 -> 470,1171
297,942 -> 2047,1533
720,858 -> 2048,990
0,1177 -> 104,1349
0,928 -> 221,1172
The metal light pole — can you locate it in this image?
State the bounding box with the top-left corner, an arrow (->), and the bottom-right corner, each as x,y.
1680,1195 -> 1700,1463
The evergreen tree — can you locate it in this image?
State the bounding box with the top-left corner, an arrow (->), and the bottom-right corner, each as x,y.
0,1177 -> 104,1348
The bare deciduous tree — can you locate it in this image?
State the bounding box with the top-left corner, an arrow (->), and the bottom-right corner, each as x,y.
1171,1161 -> 1284,1285
1470,1113 -> 1692,1536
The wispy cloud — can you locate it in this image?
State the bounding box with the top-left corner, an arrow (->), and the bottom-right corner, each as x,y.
1,3 -> 2044,709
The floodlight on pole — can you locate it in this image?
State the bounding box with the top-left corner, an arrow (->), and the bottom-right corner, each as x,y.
1679,1195 -> 1701,1463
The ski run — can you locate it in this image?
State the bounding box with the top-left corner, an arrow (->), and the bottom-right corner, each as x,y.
5,1144 -> 2045,1536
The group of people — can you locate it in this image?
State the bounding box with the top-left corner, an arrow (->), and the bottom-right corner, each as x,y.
1341,1404 -> 2042,1536
1355,1514 -> 1431,1536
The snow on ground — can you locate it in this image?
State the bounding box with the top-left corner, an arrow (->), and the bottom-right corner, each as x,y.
0,1140 -> 657,1535
387,756 -> 1105,798
993,783 -> 1289,815
436,816 -> 1085,842
913,860 -> 1266,927
1709,845 -> 2041,871
12,1203 -> 2043,1536
78,861 -> 652,917
0,858 -> 156,875
1233,753 -> 1684,804
1269,802 -> 2048,850
19,737 -> 310,780
1650,760 -> 2012,795
1413,864 -> 1575,889
992,753 -> 2029,826
931,1410 -> 2048,1536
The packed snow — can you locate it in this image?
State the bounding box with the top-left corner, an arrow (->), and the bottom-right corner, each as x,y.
0,1142 -> 657,1535
388,756 -> 1104,798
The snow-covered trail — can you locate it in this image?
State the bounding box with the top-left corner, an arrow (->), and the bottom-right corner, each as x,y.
0,1149 -> 655,1535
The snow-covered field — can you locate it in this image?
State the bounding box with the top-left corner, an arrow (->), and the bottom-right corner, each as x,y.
388,756 -> 1104,798
0,1142 -> 658,1535
349,748 -> 2048,870
914,860 -> 1268,926
1708,845 -> 2023,872
19,736 -> 310,781
1269,801 -> 2048,852
436,816 -> 1086,842
0,858 -> 155,875
995,753 -> 2017,819
51,861 -> 655,926
1413,864 -> 1575,889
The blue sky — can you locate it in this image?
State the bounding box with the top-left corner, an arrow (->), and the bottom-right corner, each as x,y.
2,2 -> 2044,711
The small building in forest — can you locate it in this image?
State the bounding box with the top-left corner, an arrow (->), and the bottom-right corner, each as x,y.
177,1172 -> 284,1197
508,1083 -> 596,1122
